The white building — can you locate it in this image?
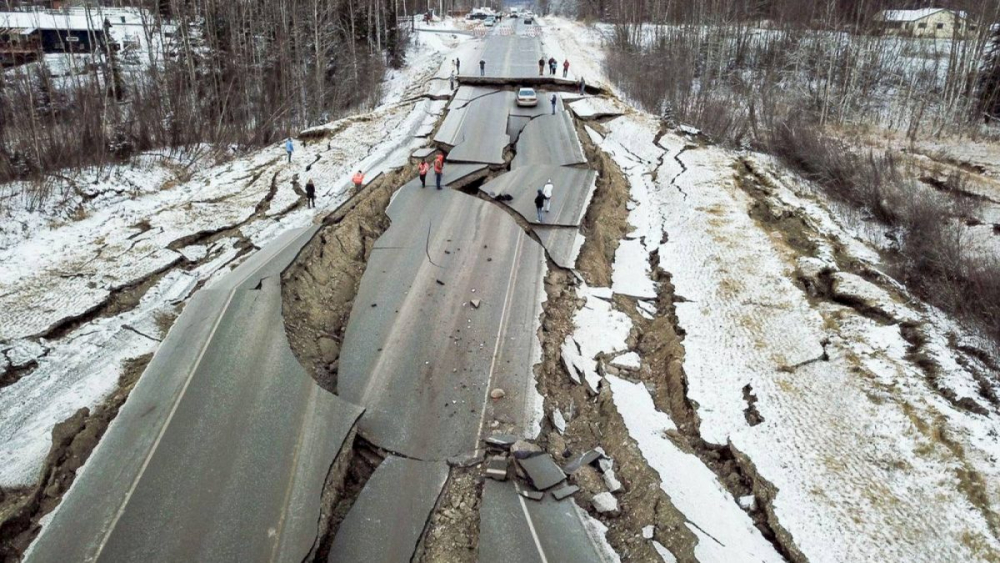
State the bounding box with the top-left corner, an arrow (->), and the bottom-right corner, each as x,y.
875,8 -> 976,39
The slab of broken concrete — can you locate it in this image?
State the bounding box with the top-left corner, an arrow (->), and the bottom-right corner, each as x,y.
327,456 -> 449,563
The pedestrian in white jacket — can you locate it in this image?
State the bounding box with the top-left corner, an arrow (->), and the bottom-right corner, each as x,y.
542,179 -> 553,212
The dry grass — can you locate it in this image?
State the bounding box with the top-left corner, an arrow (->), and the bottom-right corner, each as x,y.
768,117 -> 1000,350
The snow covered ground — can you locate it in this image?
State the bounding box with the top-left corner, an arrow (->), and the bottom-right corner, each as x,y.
546,18 -> 1000,563
0,28 -> 473,488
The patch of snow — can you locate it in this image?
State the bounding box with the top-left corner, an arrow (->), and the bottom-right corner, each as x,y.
569,97 -> 625,119
652,541 -> 677,563
577,505 -> 623,563
607,375 -> 785,562
611,238 -> 657,299
610,352 -> 641,371
552,408 -> 567,434
573,285 -> 632,369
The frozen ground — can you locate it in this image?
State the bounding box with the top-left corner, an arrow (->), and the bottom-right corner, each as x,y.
0,28 -> 472,488
547,19 -> 1000,563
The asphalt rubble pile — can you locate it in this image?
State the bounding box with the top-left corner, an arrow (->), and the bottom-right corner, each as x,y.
481,434 -> 622,516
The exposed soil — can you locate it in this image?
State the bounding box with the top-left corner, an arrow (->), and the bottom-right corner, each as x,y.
306,436 -> 383,563
532,268 -> 700,563
573,119 -> 631,287
0,353 -> 153,561
282,166 -> 413,393
415,467 -> 481,563
513,119 -> 704,562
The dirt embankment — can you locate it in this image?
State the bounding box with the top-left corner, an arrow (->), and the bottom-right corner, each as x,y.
282,167 -> 413,393
0,353 -> 153,560
508,114 -> 703,562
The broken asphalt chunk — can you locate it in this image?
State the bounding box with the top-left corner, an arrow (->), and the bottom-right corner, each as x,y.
484,434 -> 518,448
471,299 -> 481,308
519,489 -> 544,501
486,456 -> 509,481
551,484 -> 580,501
511,439 -> 542,460
517,454 -> 566,491
563,449 -> 602,474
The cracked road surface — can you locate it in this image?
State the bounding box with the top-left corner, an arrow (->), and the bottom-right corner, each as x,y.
26,20 -> 614,563
339,181 -> 547,462
27,229 -> 364,563
332,22 -> 614,563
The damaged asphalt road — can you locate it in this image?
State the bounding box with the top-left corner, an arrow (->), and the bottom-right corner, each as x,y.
26,228 -> 365,563
21,19 -> 618,563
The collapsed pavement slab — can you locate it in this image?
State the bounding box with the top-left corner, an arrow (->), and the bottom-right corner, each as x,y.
27,275 -> 363,563
478,480 -> 611,563
517,454 -> 567,491
480,166 -> 597,228
512,111 -> 587,169
338,182 -> 547,461
327,456 -> 449,563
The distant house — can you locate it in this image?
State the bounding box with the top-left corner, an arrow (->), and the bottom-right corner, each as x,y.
0,26 -> 41,66
875,8 -> 976,39
0,11 -> 115,66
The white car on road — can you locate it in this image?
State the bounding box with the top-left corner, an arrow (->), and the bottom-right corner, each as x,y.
516,88 -> 538,107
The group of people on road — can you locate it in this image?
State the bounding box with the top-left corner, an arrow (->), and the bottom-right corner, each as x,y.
414,152 -> 556,223
456,57 -> 486,77
534,178 -> 554,222
417,153 -> 446,189
538,57 -> 569,77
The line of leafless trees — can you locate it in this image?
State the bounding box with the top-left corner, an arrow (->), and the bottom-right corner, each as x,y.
594,0 -> 1000,144
0,0 -> 454,185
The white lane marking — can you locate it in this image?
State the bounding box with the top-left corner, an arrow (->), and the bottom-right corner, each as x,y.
269,381 -> 316,563
92,230 -> 308,560
474,229 -> 525,455
516,485 -> 550,563
92,288 -> 236,560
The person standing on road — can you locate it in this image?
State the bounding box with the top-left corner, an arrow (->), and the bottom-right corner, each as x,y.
305,178 -> 316,208
418,160 -> 430,188
456,58 -> 461,74
542,179 -> 554,213
479,59 -> 486,76
450,69 -> 456,90
434,153 -> 445,190
548,57 -> 557,75
538,57 -> 545,76
352,170 -> 364,191
562,58 -> 570,78
534,189 -> 545,223
579,76 -> 586,95
550,93 -> 557,115
284,138 -> 294,163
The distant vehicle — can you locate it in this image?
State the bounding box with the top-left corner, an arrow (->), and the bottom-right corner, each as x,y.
523,15 -> 533,24
484,16 -> 496,26
516,88 -> 538,107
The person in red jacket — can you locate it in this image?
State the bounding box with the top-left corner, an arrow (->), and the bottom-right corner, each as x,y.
352,170 -> 364,191
562,58 -> 570,78
418,160 -> 430,188
434,154 -> 445,190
